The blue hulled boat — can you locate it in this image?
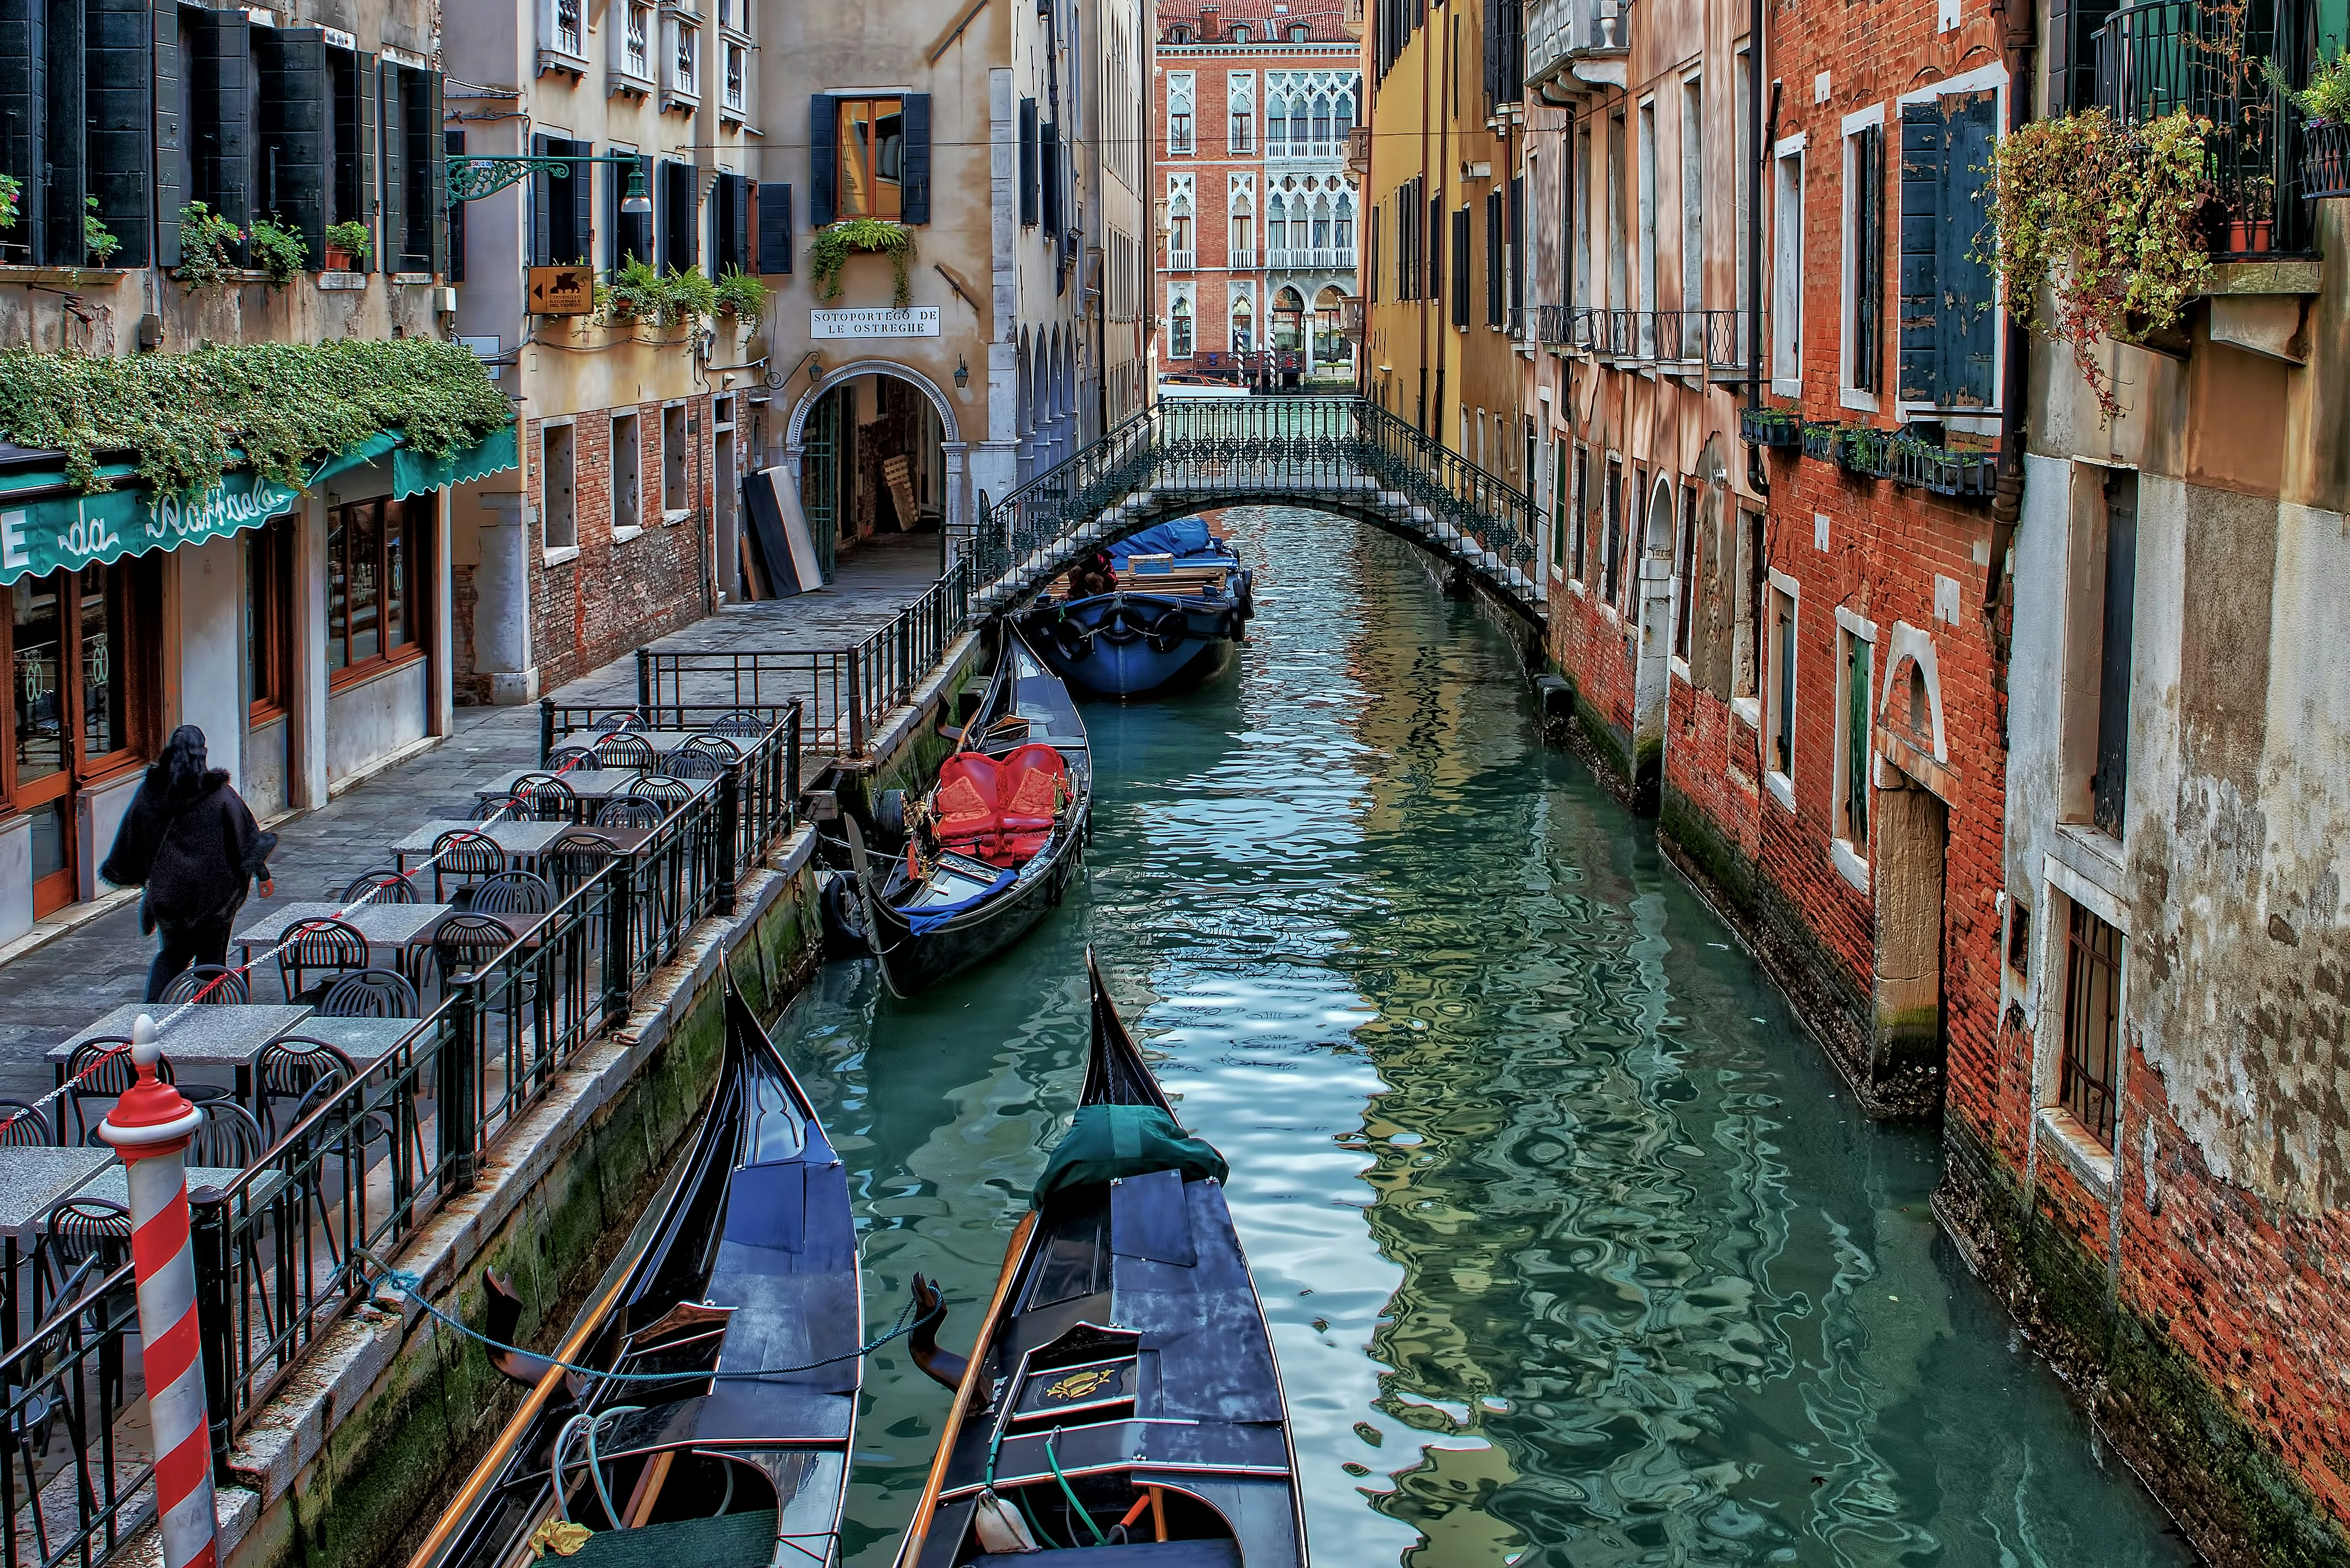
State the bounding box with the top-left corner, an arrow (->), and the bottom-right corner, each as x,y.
1017,517 -> 1254,698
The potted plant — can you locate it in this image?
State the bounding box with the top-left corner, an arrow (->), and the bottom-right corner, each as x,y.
175,201 -> 243,288
715,267 -> 767,322
81,197 -> 118,266
325,221 -> 370,271
247,215 -> 307,287
0,174 -> 20,234
810,218 -> 915,307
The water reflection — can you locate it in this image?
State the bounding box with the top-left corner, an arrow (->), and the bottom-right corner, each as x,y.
767,509 -> 2188,1567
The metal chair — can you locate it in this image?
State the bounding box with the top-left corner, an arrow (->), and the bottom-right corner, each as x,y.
508,772 -> 578,822
63,1040 -> 173,1145
708,710 -> 771,738
432,830 -> 507,902
603,712 -> 649,732
470,793 -> 526,822
628,775 -> 693,811
545,745 -> 595,771
343,868 -> 420,905
0,1098 -> 51,1147
159,964 -> 249,1005
541,832 -> 618,898
255,1037 -> 357,1141
36,1199 -> 132,1357
467,872 -> 552,916
187,1101 -> 267,1172
595,733 -> 659,771
318,967 -> 421,1019
595,796 -> 666,829
277,917 -> 371,1003
433,913 -> 516,986
659,748 -> 727,781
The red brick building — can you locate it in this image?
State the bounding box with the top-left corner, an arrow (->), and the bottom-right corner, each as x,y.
1153,0 -> 1361,383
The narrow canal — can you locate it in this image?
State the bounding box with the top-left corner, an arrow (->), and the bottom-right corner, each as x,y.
779,507 -> 2191,1565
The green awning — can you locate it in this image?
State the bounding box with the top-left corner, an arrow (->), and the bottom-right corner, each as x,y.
0,422 -> 516,587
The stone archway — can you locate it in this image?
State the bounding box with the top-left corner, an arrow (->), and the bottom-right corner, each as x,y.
783,358 -> 970,540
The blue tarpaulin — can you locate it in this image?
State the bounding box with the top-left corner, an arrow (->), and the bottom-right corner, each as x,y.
1113,517 -> 1231,567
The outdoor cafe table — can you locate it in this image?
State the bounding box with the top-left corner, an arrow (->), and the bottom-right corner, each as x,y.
292,1017 -> 424,1070
389,819 -> 657,876
51,1003 -> 314,1124
0,1146 -> 110,1350
232,900 -> 457,987
548,729 -> 744,757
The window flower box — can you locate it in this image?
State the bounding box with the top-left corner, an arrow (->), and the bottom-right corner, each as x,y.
1800,419 -> 1843,463
1889,436 -> 1999,497
1739,406 -> 1802,448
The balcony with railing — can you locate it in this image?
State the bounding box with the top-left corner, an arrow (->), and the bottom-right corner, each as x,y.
1228,246 -> 1258,270
1266,245 -> 1355,270
2093,0 -> 2314,255
1530,305 -> 1749,372
1170,247 -> 1197,271
1524,0 -> 1628,88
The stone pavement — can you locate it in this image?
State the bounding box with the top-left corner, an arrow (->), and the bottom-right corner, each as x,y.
0,534 -> 943,1103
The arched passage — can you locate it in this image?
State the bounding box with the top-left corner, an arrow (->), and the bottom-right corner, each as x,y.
783,359 -> 967,576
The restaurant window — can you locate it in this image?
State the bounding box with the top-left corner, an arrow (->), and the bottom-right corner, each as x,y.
327,498 -> 424,681
2059,899 -> 2123,1147
833,97 -> 904,219
7,559 -> 158,916
246,518 -> 295,722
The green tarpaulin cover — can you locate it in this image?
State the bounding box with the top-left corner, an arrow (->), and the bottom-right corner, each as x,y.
0,421 -> 517,587
1032,1104 -> 1229,1206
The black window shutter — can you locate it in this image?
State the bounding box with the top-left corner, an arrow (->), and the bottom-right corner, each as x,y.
1428,191 -> 1441,301
1897,101 -> 1943,404
660,159 -> 697,270
1508,172 -> 1524,311
1019,96 -> 1038,226
444,128 -> 463,280
1853,123 -> 1881,392
529,132 -> 553,266
1940,91 -> 1998,407
1041,120 -> 1061,232
190,10 -> 247,260
88,0 -> 153,269
725,169 -> 748,268
900,92 -> 930,224
0,1 -> 41,264
756,179 -> 792,272
377,61 -> 403,271
426,71 -> 445,274
41,0 -> 83,266
809,94 -> 836,224
1484,189 -> 1501,325
1451,204 -> 1470,328
256,28 -> 327,263
566,137 -> 596,265
353,50 -> 375,267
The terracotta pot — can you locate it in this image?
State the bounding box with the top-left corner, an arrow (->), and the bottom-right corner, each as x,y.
324,244 -> 356,271
2227,217 -> 2274,254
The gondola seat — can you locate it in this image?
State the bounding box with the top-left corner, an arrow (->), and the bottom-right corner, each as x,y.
929,745 -> 1071,866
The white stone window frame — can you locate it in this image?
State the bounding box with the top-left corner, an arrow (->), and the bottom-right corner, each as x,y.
1771,132 -> 1805,397
1893,62 -> 2012,420
2032,856 -> 2131,1196
663,12 -> 702,112
538,415 -> 581,561
1830,604 -> 1877,892
1168,71 -> 1197,156
1839,102 -> 1886,413
539,0 -> 589,75
1228,71 -> 1255,153
1763,567 -> 1800,811
611,0 -> 656,95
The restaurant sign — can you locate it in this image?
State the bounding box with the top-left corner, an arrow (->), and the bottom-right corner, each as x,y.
0,466 -> 306,585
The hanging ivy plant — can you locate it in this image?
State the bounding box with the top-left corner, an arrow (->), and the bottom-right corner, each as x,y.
1979,108 -> 2212,420
0,338 -> 514,497
176,202 -> 243,288
247,216 -> 308,287
810,220 -> 914,308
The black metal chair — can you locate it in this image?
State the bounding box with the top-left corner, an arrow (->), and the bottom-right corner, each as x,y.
159,964 -> 249,1005
63,1041 -> 172,1145
255,1037 -> 357,1142
470,793 -> 526,823
277,917 -> 371,1003
541,832 -> 618,899
603,712 -> 649,732
433,913 -> 517,986
708,710 -> 771,738
0,1098 -> 50,1147
36,1200 -> 133,1373
467,872 -> 552,916
432,830 -> 506,902
658,748 -> 727,781
508,772 -> 578,822
343,868 -> 420,905
627,775 -> 694,811
595,733 -> 659,771
545,745 -> 595,771
187,1101 -> 267,1172
595,796 -> 666,829
318,967 -> 421,1019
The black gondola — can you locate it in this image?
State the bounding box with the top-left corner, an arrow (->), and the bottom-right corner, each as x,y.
406,973 -> 861,1568
844,629 -> 1092,999
893,951 -> 1306,1567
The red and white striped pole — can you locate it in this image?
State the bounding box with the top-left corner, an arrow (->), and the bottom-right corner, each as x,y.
98,1015 -> 218,1568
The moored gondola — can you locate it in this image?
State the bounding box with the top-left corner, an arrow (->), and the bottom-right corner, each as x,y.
893,951 -> 1306,1567
406,972 -> 861,1568
1016,518 -> 1253,699
845,629 -> 1092,998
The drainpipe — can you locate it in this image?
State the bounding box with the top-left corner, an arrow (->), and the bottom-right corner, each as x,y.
1745,0 -> 1766,416
1985,0 -> 2037,752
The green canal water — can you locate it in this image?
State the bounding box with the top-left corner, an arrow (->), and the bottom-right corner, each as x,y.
778,507 -> 2191,1566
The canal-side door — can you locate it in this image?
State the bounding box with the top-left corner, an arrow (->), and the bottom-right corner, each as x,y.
1874,769 -> 1951,1113
1632,477 -> 1677,798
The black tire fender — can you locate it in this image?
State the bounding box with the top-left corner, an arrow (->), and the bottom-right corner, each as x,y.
1146,607 -> 1190,654
874,788 -> 908,841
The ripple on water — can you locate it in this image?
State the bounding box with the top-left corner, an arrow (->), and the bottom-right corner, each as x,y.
762,509 -> 2191,1568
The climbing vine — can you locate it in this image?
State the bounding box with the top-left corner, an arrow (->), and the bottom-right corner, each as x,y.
1979,108 -> 2212,419
0,338 -> 514,496
810,219 -> 914,308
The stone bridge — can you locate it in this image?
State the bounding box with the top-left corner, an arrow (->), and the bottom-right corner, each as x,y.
956,394 -> 1547,627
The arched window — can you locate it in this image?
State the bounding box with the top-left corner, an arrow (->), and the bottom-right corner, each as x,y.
1231,24 -> 1248,41
1230,189 -> 1254,262
1336,193 -> 1356,253
1289,97 -> 1312,146
1231,294 -> 1254,353
1170,294 -> 1194,358
1169,193 -> 1194,261
1288,22 -> 1309,40
1266,193 -> 1286,257
1168,24 -> 1190,41
1311,196 -> 1331,253
1312,95 -> 1332,145
1335,95 -> 1356,135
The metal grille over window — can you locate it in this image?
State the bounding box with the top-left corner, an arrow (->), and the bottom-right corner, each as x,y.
2061,903 -> 2123,1147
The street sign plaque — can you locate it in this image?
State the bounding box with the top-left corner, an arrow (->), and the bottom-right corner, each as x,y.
528,266 -> 596,316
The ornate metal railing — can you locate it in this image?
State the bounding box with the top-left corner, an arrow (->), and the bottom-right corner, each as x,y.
2095,0 -> 2313,254
964,397 -> 1539,613
0,1264 -> 146,1568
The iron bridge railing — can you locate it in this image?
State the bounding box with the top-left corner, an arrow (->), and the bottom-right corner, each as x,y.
962,397 -> 1539,611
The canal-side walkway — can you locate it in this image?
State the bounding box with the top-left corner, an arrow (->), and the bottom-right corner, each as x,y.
0,534 -> 941,1102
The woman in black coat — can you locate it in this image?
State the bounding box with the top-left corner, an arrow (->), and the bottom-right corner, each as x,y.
100,726 -> 278,1002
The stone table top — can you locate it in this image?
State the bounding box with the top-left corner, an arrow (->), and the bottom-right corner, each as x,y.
0,1148 -> 110,1237
291,1017 -> 424,1065
230,902 -> 455,951
387,820 -> 576,858
50,1004 -> 315,1067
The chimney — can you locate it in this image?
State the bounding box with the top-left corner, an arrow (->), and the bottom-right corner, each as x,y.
1200,5 -> 1221,36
